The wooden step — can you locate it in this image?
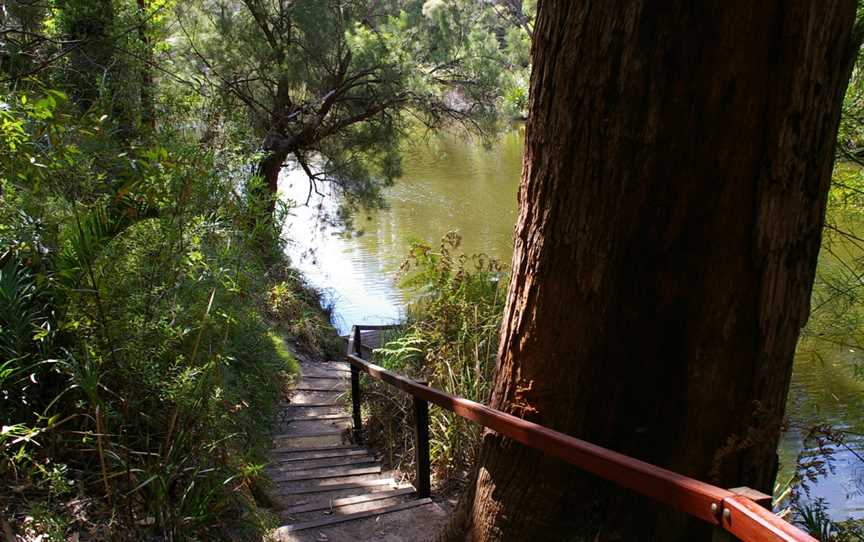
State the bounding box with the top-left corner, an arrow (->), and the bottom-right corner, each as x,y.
272,429 -> 344,440
284,488 -> 415,514
282,403 -> 341,408
272,465 -> 381,483
301,375 -> 348,380
278,417 -> 352,431
293,387 -> 347,392
270,455 -> 376,471
290,392 -> 344,402
284,414 -> 351,422
276,498 -> 432,533
273,448 -> 370,463
268,455 -> 380,476
289,393 -> 344,400
275,478 -> 398,496
279,408 -> 343,416
272,445 -> 362,455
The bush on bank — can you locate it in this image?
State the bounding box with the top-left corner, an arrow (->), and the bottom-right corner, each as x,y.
363,232 -> 506,489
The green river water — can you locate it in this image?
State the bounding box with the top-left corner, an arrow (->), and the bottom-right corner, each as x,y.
282,126 -> 864,520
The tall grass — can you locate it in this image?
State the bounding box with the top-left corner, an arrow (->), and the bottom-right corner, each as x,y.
364,232 -> 506,488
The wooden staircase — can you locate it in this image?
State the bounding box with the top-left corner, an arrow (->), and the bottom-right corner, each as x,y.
269,360 -> 434,540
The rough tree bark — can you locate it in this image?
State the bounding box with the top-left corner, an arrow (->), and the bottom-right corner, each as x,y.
256,145 -> 290,214
442,1 -> 859,541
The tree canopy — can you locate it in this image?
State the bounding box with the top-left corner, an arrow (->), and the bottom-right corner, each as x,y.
177,0 -> 533,210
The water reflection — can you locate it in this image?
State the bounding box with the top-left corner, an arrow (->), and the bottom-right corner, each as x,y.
282,126 -> 864,519
283,127 -> 523,332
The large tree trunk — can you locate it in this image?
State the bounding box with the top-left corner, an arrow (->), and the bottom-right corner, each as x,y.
444,2 -> 859,541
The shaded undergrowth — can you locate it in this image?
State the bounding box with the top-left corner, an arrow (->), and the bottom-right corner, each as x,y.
0,87 -> 339,540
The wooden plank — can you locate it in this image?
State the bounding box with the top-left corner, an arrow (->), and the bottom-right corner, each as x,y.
272,429 -> 344,439
283,403 -> 341,408
729,487 -> 772,508
285,488 -> 415,514
285,414 -> 351,422
273,466 -> 381,483
723,495 -> 815,542
272,456 -> 377,470
350,324 -> 402,330
275,478 -> 397,495
301,375 -> 348,380
293,387 -> 346,392
279,498 -> 432,533
272,445 -> 362,455
274,449 -> 371,463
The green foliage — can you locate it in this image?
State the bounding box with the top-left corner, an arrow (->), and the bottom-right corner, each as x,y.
367,232 -> 506,483
267,276 -> 343,360
0,83 -> 334,539
795,498 -> 864,541
408,0 -> 534,118
180,0 -> 533,215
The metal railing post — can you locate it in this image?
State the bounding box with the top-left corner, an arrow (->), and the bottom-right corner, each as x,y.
351,326 -> 363,444
413,382 -> 431,498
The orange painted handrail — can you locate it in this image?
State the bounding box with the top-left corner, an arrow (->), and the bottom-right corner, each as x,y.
345,331 -> 815,542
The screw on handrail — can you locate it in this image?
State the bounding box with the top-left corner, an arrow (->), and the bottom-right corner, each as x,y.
413,382 -> 431,498
351,326 -> 363,444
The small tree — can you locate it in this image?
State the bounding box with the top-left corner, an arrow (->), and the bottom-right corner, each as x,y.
181,0 -> 523,213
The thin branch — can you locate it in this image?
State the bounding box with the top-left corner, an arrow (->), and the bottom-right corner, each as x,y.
241,0 -> 284,63
294,151 -> 325,205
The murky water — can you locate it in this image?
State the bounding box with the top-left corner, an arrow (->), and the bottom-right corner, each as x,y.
282,126 -> 864,520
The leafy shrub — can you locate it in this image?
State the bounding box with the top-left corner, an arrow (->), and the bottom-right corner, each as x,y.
267,273 -> 343,360
365,232 -> 506,487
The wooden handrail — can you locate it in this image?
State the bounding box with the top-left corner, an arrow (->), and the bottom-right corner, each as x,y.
345,326 -> 815,542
